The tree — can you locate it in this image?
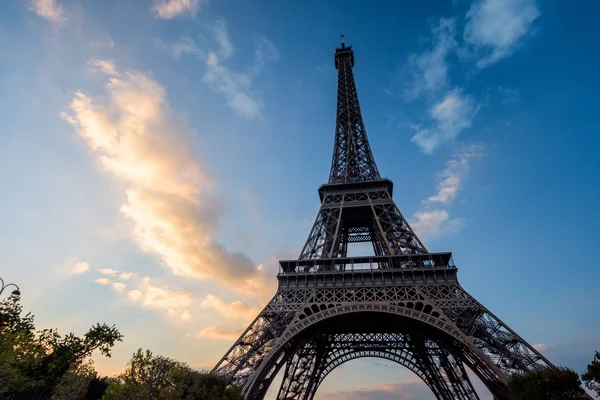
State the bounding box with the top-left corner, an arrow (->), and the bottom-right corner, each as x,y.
582,351 -> 600,397
0,296 -> 122,399
103,348 -> 243,400
508,366 -> 588,400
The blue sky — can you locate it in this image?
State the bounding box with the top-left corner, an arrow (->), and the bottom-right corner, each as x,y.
1,0 -> 599,398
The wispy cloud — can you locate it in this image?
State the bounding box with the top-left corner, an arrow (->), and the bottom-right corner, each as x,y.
426,144 -> 485,203
159,21 -> 278,119
94,278 -> 126,292
399,2 -> 540,153
62,60 -> 271,295
411,145 -> 484,240
88,58 -> 118,76
197,326 -> 243,341
498,86 -> 521,104
90,38 -> 115,52
163,36 -> 203,59
464,0 -> 540,68
70,261 -> 90,275
403,18 -> 456,100
411,89 -> 479,154
128,277 -> 192,321
202,21 -> 276,119
27,0 -> 66,27
151,0 -> 203,19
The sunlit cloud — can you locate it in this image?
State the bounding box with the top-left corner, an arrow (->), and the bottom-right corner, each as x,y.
62,59 -> 272,295
27,0 -> 66,27
119,272 -> 134,281
94,278 -> 127,292
533,343 -> 548,351
128,277 -> 192,321
88,58 -> 118,76
97,268 -> 119,276
151,0 -> 203,19
70,261 -> 90,275
197,327 -> 243,341
464,0 -> 540,68
200,294 -> 260,322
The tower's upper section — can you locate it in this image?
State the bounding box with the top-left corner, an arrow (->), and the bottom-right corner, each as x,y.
328,40 -> 381,184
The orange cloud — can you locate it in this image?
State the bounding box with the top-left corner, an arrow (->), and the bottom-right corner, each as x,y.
27,0 -> 66,27
94,278 -> 126,292
197,327 -> 243,341
70,261 -> 90,275
200,294 -> 260,323
62,60 -> 272,295
128,277 -> 192,321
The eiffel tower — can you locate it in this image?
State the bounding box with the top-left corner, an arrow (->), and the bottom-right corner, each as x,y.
213,38 -> 554,400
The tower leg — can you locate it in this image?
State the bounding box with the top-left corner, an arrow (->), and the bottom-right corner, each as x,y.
276,341 -> 323,400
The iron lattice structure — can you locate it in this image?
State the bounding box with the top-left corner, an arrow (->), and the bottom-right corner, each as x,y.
213,40 -> 553,400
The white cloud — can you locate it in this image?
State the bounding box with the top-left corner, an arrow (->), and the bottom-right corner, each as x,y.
27,0 -> 66,27
411,89 -> 479,153
97,268 -> 119,276
427,144 -> 485,203
63,59 -> 272,294
464,0 -> 540,68
200,294 -> 260,322
94,278 -> 126,292
152,0 -> 203,19
533,343 -> 548,351
404,18 -> 456,100
410,210 -> 464,240
128,277 -> 193,321
197,326 -> 243,341
70,262 -> 90,275
119,272 -> 134,281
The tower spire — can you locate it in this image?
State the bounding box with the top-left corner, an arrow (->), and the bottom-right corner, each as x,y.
329,41 -> 381,184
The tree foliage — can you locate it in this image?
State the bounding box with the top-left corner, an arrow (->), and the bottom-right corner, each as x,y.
582,351 -> 600,397
0,296 -> 122,399
508,366 -> 588,400
103,348 -> 243,400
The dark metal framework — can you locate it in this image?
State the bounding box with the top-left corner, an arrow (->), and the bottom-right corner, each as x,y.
213,40 -> 553,400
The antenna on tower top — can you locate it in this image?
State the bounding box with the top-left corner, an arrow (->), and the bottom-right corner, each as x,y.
340,34 -> 345,48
